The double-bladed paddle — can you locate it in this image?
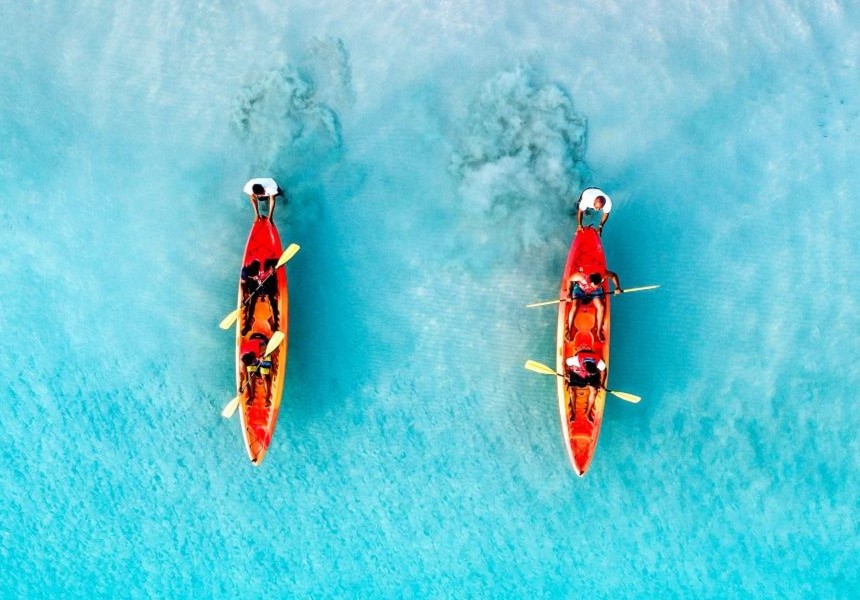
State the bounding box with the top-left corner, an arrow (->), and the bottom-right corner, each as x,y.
523,359 -> 641,403
525,285 -> 660,308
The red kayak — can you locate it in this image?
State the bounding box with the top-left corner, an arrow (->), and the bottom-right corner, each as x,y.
234,216 -> 289,465
556,226 -> 610,476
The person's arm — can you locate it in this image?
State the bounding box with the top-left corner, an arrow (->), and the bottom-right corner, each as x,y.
606,270 -> 623,295
268,187 -> 285,220
597,211 -> 609,234
577,205 -> 584,231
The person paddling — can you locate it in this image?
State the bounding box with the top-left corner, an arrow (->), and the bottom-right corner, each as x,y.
566,269 -> 622,341
576,188 -> 612,235
241,259 -> 280,334
565,350 -> 607,422
240,333 -> 273,407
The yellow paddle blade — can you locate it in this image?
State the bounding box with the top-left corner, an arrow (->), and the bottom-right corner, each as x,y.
264,330 -> 285,356
622,285 -> 660,294
524,360 -> 559,376
219,308 -> 240,330
525,299 -> 563,308
609,390 -> 642,403
221,395 -> 240,418
276,243 -> 300,269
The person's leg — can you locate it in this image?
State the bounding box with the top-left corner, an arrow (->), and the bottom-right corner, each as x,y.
595,297 -> 605,341
242,295 -> 256,335
241,262 -> 262,333
245,372 -> 255,406
586,386 -> 597,421
566,299 -> 579,340
567,373 -> 586,420
566,379 -> 577,422
265,277 -> 280,328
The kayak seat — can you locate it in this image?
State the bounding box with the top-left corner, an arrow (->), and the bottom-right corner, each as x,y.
573,310 -> 596,332
252,296 -> 274,321
573,331 -> 594,351
251,319 -> 273,339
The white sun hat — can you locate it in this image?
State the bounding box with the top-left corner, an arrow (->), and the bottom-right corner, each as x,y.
243,178 -> 279,196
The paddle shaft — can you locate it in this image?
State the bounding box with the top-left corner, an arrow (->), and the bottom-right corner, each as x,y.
527,285 -> 659,308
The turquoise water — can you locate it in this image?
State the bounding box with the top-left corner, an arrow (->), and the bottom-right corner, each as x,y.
1,1 -> 857,597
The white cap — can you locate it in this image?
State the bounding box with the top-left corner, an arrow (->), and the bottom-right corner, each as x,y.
244,178 -> 279,196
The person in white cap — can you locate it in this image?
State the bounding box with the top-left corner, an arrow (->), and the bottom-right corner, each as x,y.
576,187 -> 613,235
243,177 -> 283,219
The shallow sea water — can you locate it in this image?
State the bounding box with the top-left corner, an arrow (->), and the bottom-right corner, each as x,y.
0,1 -> 857,597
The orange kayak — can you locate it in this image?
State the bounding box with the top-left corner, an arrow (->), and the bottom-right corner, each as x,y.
234,217 -> 289,465
556,226 -> 610,476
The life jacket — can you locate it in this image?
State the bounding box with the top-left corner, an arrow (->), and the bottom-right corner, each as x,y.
566,351 -> 605,379
246,360 -> 272,376
242,334 -> 272,376
240,337 -> 265,358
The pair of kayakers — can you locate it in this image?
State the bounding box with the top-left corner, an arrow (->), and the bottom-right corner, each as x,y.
565,188 -> 621,421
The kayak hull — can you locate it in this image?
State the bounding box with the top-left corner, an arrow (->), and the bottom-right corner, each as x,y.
235,217 -> 289,465
556,227 -> 610,476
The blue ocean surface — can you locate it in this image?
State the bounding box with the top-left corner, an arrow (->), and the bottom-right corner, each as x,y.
1,1 -> 857,597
